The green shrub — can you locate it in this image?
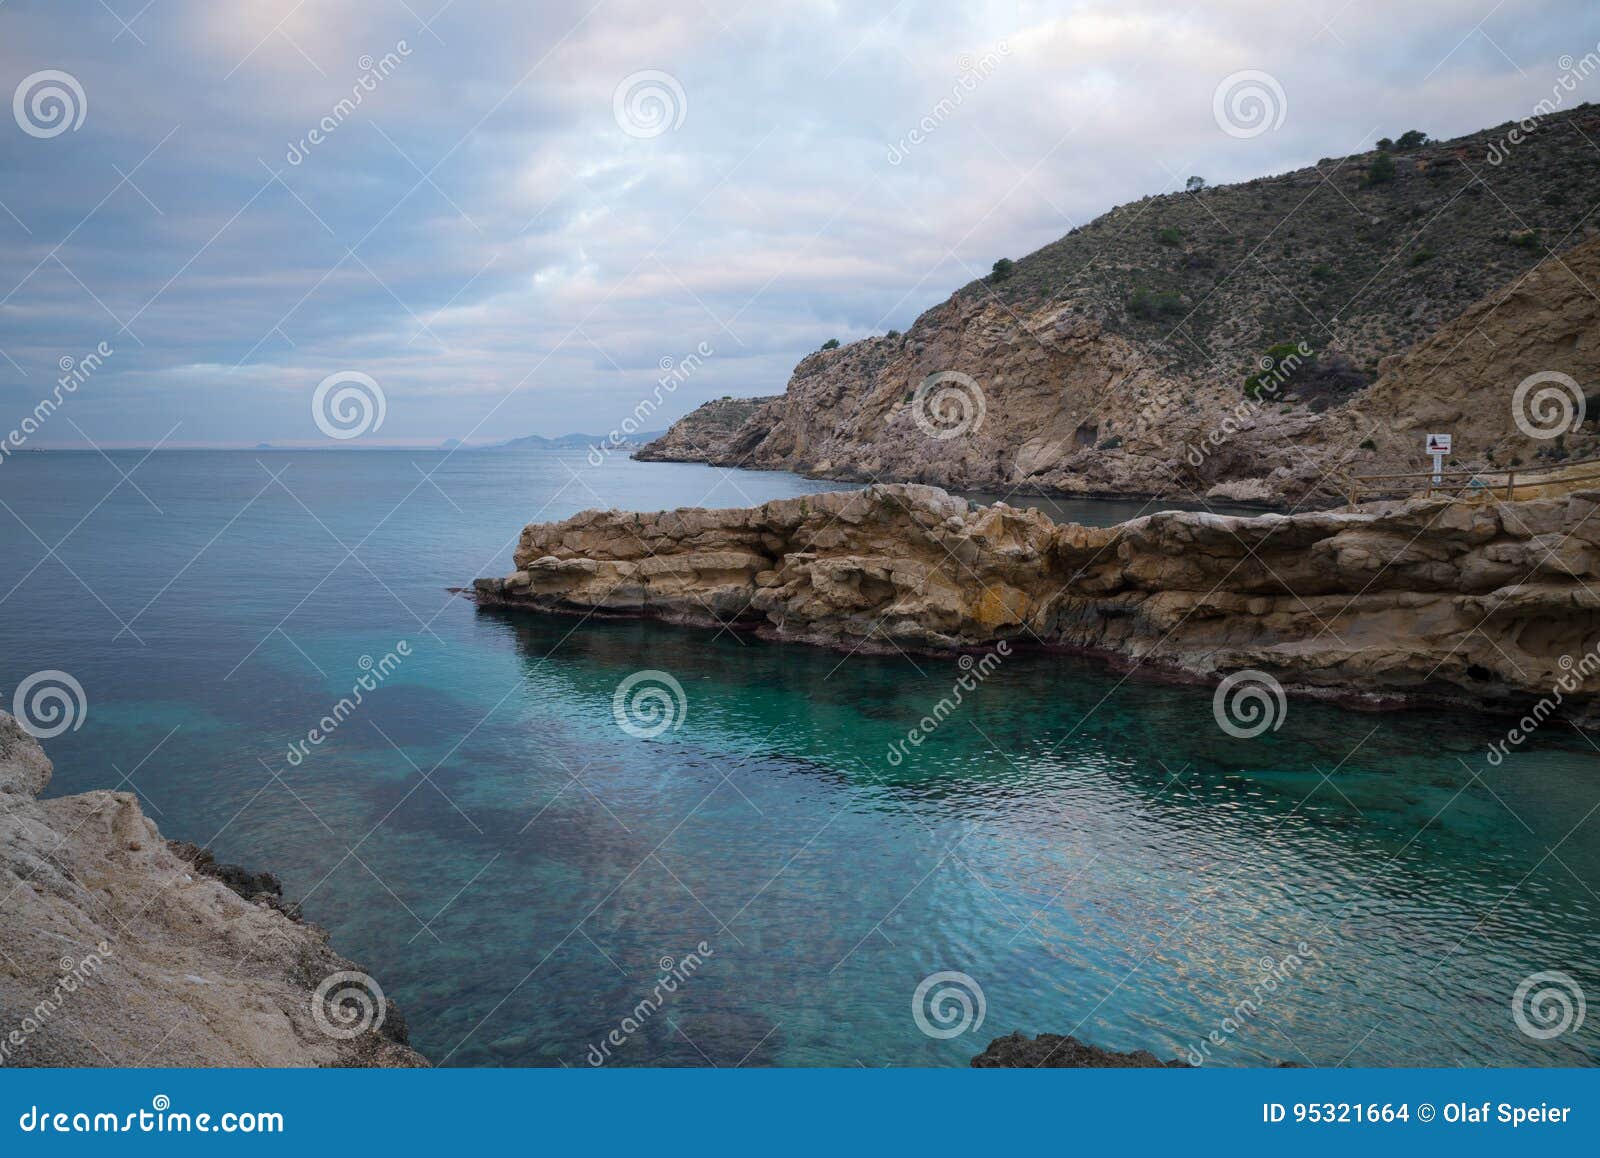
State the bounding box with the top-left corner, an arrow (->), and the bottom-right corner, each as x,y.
1360,438 -> 1377,450
1395,129 -> 1429,150
1186,175 -> 1206,192
1097,435 -> 1123,450
1244,341 -> 1310,399
1376,137 -> 1394,152
821,338 -> 840,350
1310,262 -> 1333,281
885,329 -> 901,339
1155,226 -> 1183,247
990,258 -> 1015,282
1409,247 -> 1436,266
1365,153 -> 1396,186
1126,286 -> 1183,319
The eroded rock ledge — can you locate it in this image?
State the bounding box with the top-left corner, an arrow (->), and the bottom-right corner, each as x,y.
0,712 -> 426,1067
474,483 -> 1600,721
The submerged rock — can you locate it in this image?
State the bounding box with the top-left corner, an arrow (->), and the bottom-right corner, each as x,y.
971,1032 -> 1188,1068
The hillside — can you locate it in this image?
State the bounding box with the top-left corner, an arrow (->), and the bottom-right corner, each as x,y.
638,104 -> 1600,505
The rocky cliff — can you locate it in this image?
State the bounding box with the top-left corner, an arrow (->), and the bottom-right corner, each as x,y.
632,394 -> 783,463
476,483 -> 1600,721
638,107 -> 1600,505
0,712 -> 425,1067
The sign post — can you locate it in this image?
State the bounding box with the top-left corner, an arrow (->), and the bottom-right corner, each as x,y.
1425,432 -> 1452,486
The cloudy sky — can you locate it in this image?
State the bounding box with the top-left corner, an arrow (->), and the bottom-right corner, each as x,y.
0,0 -> 1593,447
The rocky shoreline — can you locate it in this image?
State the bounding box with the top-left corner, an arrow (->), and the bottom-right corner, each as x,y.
0,711 -> 425,1067
474,483 -> 1600,726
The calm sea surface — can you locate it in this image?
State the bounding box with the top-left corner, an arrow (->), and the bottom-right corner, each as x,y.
1,449 -> 1595,1066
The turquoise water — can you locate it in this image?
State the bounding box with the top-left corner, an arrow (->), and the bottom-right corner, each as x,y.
1,449 -> 1596,1067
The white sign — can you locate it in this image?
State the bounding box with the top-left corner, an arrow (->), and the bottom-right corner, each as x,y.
1426,432 -> 1452,455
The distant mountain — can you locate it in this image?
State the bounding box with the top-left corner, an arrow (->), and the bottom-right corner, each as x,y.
481,430 -> 666,451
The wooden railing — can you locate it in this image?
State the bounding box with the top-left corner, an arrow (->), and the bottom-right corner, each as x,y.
1341,453 -> 1600,505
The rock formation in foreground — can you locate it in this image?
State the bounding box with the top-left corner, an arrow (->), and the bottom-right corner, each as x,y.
0,712 -> 425,1067
475,483 -> 1600,722
639,109 -> 1600,505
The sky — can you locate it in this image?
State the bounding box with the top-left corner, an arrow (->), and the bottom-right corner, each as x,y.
0,0 -> 1595,448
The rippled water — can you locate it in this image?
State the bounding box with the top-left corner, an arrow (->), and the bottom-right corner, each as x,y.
2,450 -> 1595,1067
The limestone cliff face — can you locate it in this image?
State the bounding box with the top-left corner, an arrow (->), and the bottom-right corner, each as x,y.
477,484 -> 1600,719
0,712 -> 425,1067
1326,230 -> 1600,477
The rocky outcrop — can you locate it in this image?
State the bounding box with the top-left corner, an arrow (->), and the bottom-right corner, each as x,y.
0,712 -> 425,1067
637,109 -> 1600,506
633,395 -> 784,463
476,483 -> 1600,721
971,1032 -> 1187,1068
